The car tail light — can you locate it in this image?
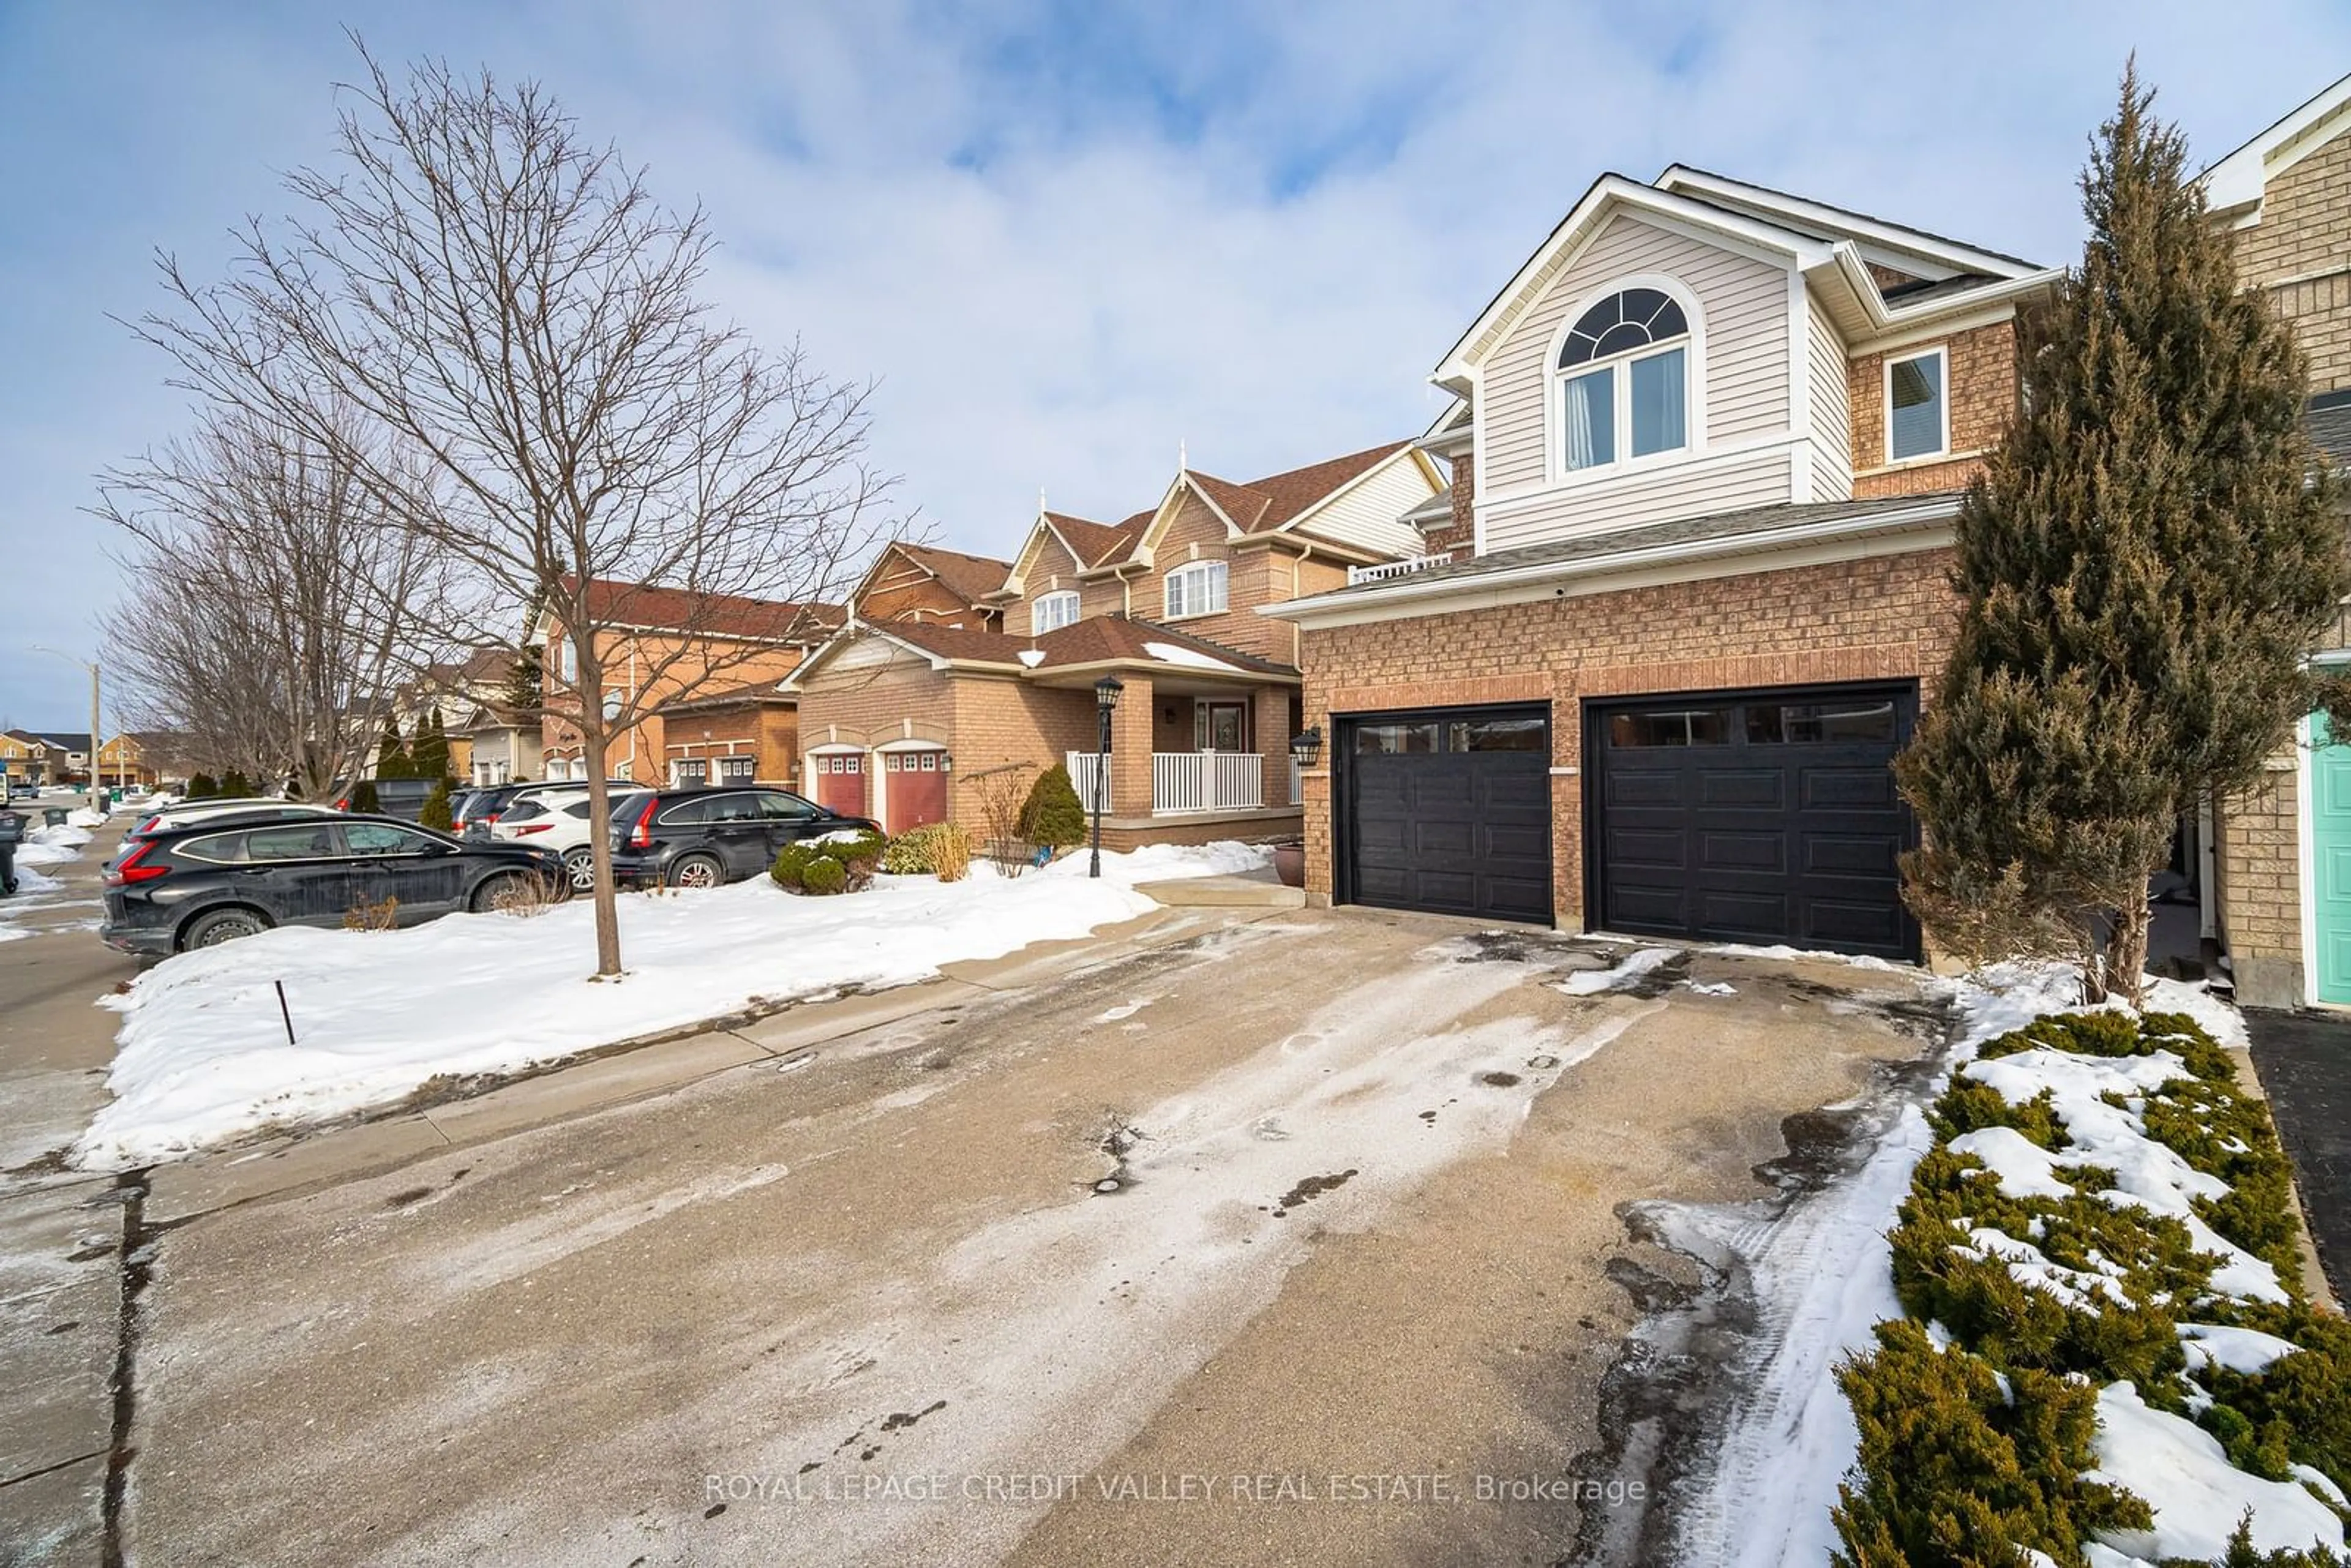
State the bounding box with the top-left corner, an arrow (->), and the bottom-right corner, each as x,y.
515,822 -> 553,835
334,796 -> 351,811
105,843 -> 168,887
628,797 -> 659,849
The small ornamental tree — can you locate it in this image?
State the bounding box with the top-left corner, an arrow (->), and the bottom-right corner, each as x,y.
375,717 -> 412,779
219,768 -> 255,798
1019,763 -> 1087,851
418,776 -> 455,831
1897,65 -> 2348,1004
411,710 -> 451,779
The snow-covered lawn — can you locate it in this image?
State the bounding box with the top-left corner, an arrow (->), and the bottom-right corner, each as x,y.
72,842 -> 1269,1171
1668,960 -> 2336,1567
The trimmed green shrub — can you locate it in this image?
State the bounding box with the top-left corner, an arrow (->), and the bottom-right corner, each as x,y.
418,778 -> 455,832
771,830 -> 886,895
219,768 -> 255,798
882,821 -> 973,882
185,772 -> 220,800
1832,1319 -> 2150,1567
1839,1003 -> 2351,1564
350,780 -> 383,814
1019,763 -> 1087,850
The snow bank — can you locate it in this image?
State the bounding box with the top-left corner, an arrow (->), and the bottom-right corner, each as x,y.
1555,945 -> 1678,995
2087,1382 -> 2344,1561
73,842 -> 1269,1169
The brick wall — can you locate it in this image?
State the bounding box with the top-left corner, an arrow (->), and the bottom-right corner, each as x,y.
860,551 -> 996,629
2235,122 -> 2351,392
953,677 -> 1100,823
1298,548 -> 1962,922
662,702 -> 800,785
2214,764 -> 2302,1006
1849,319 -> 2015,497
1418,451 -> 1475,556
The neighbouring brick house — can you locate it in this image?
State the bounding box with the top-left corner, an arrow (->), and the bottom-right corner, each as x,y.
1262,166 -> 2068,956
788,441 -> 1444,844
2200,70 -> 2351,1008
534,578 -> 839,786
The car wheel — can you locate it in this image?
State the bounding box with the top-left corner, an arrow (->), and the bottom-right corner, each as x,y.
562,847 -> 596,892
470,872 -> 542,913
667,853 -> 724,890
182,907 -> 270,951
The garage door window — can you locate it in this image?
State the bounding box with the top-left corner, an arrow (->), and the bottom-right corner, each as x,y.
1744,700 -> 1899,745
1607,706 -> 1731,748
1355,721 -> 1441,754
1449,717 -> 1547,751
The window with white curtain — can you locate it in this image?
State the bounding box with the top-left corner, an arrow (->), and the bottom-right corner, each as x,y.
1556,287 -> 1692,474
1164,561 -> 1228,619
1032,590 -> 1079,632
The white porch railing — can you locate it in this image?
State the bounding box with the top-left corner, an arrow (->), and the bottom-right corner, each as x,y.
1066,751 -> 1111,813
1154,751 -> 1264,814
1067,751 -> 1281,815
1347,552 -> 1453,586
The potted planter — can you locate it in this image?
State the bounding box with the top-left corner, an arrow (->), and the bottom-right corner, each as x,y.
1272,839 -> 1305,888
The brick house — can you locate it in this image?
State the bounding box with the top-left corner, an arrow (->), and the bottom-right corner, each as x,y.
1262,167 -> 2068,956
533,578 -> 839,785
2201,70 -> 2351,1008
789,441 -> 1444,844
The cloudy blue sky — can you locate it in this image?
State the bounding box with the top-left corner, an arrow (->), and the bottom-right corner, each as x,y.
1,1 -> 2345,729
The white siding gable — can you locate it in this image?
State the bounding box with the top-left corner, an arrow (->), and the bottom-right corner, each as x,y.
1806,295 -> 1853,502
1475,212 -> 1800,553
1289,452 -> 1439,559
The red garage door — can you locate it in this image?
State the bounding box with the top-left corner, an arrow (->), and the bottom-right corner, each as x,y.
885,750 -> 948,830
812,753 -> 866,817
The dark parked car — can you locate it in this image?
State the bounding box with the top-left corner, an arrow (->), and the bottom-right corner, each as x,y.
329,777 -> 442,822
100,815 -> 568,956
607,787 -> 877,890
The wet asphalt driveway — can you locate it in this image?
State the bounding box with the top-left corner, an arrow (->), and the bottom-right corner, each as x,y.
100,912 -> 1948,1567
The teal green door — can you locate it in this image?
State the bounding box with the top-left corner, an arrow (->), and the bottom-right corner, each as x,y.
2311,715 -> 2351,1003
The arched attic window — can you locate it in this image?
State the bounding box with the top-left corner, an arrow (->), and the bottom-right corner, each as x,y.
1556,286 -> 1692,472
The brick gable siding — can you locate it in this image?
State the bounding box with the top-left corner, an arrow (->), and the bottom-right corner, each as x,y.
2234,122 -> 2351,392
1297,549 -> 1961,925
1848,319 -> 2016,498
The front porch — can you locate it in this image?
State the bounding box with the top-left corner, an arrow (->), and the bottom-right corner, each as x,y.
1065,749 -> 1305,817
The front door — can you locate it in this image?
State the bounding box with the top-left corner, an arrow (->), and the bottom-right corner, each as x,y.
1198,701 -> 1247,752
2309,716 -> 2351,1004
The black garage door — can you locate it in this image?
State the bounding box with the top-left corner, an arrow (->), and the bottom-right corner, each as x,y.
1339,706 -> 1551,923
1588,684 -> 1919,959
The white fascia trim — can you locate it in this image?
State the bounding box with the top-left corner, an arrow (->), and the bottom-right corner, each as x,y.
2202,72 -> 2351,212
1655,165 -> 2044,280
1433,176 -> 1833,384
1261,500 -> 1962,626
1417,422 -> 1475,460
1811,250 -> 2062,345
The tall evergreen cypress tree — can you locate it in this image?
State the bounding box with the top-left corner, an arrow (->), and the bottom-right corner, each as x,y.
411,710 -> 451,780
1898,66 -> 2345,1003
375,716 -> 411,779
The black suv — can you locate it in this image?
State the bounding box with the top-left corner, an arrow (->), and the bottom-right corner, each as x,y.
608,787 -> 876,889
100,815 -> 568,956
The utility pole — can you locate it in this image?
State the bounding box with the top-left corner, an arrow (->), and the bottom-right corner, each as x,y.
89,658 -> 103,816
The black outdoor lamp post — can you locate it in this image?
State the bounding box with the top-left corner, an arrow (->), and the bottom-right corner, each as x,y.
1089,675 -> 1123,878
1288,725 -> 1323,771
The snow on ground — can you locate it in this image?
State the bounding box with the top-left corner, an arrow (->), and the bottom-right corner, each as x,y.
1556,945 -> 1678,995
1658,958 -> 2290,1565
2088,1382 -> 2344,1561
73,842 -> 1270,1171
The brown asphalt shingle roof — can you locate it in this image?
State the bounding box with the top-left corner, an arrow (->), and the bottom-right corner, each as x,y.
893,542 -> 1013,606
866,615 -> 1294,678
561,576 -> 843,642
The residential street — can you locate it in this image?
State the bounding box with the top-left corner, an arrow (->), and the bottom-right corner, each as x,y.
0,823 -> 142,1568
23,896 -> 1949,1567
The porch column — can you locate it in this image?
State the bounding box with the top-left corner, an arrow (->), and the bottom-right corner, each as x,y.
1254,685 -> 1292,808
1108,675 -> 1153,817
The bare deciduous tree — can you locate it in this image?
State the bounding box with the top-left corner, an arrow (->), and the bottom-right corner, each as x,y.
132,45 -> 897,975
96,411 -> 443,800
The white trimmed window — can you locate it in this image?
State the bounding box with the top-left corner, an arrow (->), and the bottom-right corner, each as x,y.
716,756 -> 755,782
1032,590 -> 1079,632
1164,561 -> 1228,619
1555,286 -> 1692,475
671,758 -> 708,786
1886,347 -> 1949,462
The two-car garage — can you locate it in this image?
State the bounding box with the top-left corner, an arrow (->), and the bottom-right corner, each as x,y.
1334,683 -> 1920,961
